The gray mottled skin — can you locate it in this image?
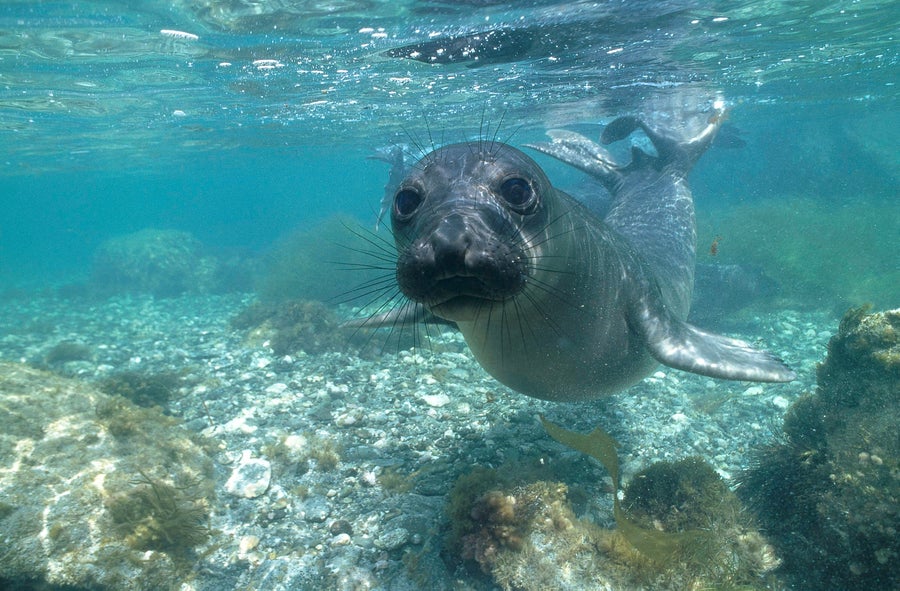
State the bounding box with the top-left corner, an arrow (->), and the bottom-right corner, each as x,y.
359,108 -> 795,402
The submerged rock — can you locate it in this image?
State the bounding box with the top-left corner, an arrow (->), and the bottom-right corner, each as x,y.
90,228 -> 253,297
446,458 -> 778,591
739,307 -> 900,590
0,362 -> 215,591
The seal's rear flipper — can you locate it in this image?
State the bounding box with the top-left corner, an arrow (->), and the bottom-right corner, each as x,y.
636,302 -> 796,382
601,106 -> 725,174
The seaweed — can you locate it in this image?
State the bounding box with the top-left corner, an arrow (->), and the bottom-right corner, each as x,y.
106,469 -> 210,554
541,416 -> 705,565
98,370 -> 185,409
43,341 -> 92,366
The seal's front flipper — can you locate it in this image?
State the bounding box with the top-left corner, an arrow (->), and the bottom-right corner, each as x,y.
525,130 -> 622,190
342,303 -> 455,330
635,302 -> 796,383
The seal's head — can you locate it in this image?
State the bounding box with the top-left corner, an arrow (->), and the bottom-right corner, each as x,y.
390,142 -> 553,322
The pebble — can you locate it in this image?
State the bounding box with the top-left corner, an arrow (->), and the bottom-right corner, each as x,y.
225,451 -> 272,498
743,385 -> 765,396
771,395 -> 790,409
265,382 -> 288,394
239,535 -> 261,554
421,393 -> 450,407
301,497 -> 332,523
374,527 -> 409,550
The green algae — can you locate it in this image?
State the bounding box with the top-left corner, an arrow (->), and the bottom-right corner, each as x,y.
697,197 -> 899,310
541,417 -> 709,566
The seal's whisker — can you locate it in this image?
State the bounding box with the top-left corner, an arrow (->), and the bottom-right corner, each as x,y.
341,291 -> 409,352
510,296 -> 533,355
332,276 -> 398,305
526,264 -> 578,276
339,225 -> 398,259
522,276 -> 582,311
517,288 -> 567,339
334,262 -> 395,272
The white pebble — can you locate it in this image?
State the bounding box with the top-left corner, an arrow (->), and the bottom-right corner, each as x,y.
771,395 -> 790,409
421,393 -> 450,407
239,535 -> 260,554
225,451 -> 271,498
265,382 -> 288,394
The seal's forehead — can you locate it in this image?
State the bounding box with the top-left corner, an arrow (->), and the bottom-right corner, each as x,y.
416,142 -> 544,180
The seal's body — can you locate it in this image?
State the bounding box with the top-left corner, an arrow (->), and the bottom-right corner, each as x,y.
363,109 -> 795,401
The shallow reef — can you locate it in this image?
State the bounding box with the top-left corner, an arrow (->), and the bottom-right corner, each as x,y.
0,361 -> 215,591
739,306 -> 899,590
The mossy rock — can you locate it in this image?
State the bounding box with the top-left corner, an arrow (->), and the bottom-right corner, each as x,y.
622,457 -> 735,532
257,214 -> 386,304
231,298 -> 348,356
739,307 -> 900,590
0,362 -> 216,591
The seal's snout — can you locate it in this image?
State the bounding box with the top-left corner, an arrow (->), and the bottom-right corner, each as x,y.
396,213 -> 527,312
431,215 -> 472,278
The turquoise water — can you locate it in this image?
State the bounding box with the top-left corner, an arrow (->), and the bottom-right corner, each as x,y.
2,0 -> 897,292
0,2 -> 898,591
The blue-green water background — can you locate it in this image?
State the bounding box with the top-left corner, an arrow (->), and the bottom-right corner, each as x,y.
1,0 -> 897,303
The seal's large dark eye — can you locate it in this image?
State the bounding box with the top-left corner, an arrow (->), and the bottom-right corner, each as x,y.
394,189 -> 423,218
499,177 -> 534,210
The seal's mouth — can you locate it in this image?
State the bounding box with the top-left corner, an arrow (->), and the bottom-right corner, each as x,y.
424,275 -> 514,318
399,270 -> 523,322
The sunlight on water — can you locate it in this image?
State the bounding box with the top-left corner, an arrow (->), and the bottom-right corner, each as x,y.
0,0 -> 895,174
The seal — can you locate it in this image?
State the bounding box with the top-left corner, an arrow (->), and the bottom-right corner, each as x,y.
358,107 -> 795,401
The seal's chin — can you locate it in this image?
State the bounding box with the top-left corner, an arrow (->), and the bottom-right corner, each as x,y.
424,276 -> 515,322
429,295 -> 491,322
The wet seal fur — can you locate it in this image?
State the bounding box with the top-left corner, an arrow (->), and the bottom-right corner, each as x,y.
358,108 -> 795,401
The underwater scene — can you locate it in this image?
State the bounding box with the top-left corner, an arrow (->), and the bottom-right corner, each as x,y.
0,1 -> 897,590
